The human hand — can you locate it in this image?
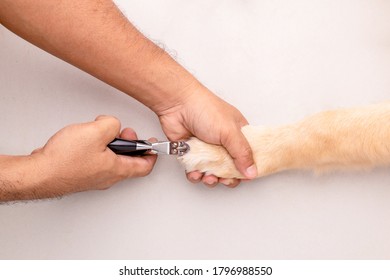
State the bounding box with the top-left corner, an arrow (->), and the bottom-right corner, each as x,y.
157,84 -> 257,188
27,115 -> 157,199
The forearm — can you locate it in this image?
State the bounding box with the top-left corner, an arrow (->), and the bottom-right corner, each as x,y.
0,0 -> 198,113
0,154 -> 47,201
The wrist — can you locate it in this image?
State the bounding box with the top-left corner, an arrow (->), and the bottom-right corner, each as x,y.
145,65 -> 203,115
151,80 -> 213,116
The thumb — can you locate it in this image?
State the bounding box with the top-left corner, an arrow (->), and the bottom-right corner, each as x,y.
221,127 -> 257,179
114,136 -> 158,178
116,153 -> 158,178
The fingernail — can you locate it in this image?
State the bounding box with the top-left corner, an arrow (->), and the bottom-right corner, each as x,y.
245,164 -> 258,179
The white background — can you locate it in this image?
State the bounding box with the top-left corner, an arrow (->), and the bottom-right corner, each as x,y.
1,0 -> 390,259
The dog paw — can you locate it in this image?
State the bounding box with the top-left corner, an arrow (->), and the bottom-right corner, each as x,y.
178,137 -> 243,178
178,125 -> 294,179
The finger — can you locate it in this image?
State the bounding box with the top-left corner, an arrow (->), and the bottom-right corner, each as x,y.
114,134 -> 158,178
221,127 -> 257,179
116,153 -> 158,178
119,127 -> 138,140
219,178 -> 240,188
94,115 -> 121,144
186,171 -> 203,183
202,174 -> 218,188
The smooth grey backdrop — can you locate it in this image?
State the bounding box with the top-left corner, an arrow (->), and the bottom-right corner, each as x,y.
1,0 -> 390,259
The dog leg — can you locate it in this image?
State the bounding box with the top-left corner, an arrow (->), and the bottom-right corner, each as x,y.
179,102 -> 390,179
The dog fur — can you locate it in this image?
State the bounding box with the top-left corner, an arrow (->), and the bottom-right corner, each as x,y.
178,102 -> 390,178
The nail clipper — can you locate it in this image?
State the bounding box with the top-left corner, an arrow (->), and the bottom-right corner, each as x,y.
108,138 -> 190,156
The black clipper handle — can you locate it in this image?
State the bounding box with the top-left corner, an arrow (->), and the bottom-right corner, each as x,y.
108,138 -> 151,156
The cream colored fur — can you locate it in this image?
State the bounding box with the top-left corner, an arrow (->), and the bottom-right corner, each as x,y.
178,102 -> 390,178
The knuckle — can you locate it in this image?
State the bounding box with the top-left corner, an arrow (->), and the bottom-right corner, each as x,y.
93,116 -> 121,138
108,116 -> 120,127
118,169 -> 130,180
109,118 -> 121,130
115,157 -> 154,179
96,115 -> 120,127
240,145 -> 253,160
95,115 -> 106,121
136,162 -> 154,177
115,161 -> 132,180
